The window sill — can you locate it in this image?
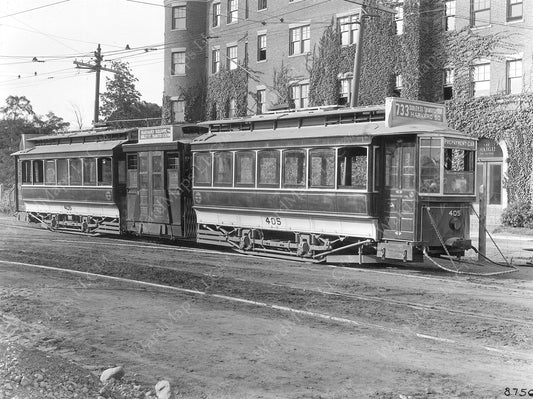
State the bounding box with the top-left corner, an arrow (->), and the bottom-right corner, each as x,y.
257,59 -> 267,63
288,52 -> 310,58
171,74 -> 186,77
227,21 -> 239,26
470,24 -> 492,30
506,18 -> 524,25
170,28 -> 186,32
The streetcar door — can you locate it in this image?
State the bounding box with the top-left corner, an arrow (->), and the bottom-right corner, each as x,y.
139,151 -> 170,223
381,138 -> 416,241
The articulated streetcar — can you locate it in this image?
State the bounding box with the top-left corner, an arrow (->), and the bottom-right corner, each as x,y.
12,97 -> 484,266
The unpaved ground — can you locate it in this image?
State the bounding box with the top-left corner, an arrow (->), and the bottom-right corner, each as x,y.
1,216 -> 532,398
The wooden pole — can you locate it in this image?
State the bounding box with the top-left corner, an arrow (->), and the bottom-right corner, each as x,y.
478,183 -> 487,260
350,6 -> 366,107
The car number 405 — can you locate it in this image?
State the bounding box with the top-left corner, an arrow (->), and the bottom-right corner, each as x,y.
265,217 -> 282,226
449,210 -> 462,217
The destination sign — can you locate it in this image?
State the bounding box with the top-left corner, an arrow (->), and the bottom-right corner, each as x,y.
444,138 -> 476,150
385,98 -> 448,128
139,127 -> 172,141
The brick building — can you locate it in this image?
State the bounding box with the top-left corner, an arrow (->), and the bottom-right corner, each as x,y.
162,0 -> 532,224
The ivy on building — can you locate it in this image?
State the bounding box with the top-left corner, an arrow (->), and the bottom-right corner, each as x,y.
205,68 -> 248,119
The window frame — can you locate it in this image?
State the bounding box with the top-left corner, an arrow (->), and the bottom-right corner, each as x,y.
212,2 -> 221,27
227,0 -> 238,24
290,83 -> 309,109
337,146 -> 368,191
506,59 -> 522,95
395,4 -> 404,35
258,0 -> 267,10
257,150 -> 281,188
507,0 -> 522,21
471,0 -> 491,27
234,151 -> 256,187
211,48 -> 220,74
171,51 -> 186,76
33,160 -> 44,185
338,14 -> 358,46
21,160 -> 32,184
257,33 -> 267,61
471,62 -> 490,97
172,5 -> 186,30
444,0 -> 456,31
282,149 -> 307,189
226,45 -> 238,70
193,152 -> 213,186
309,148 -> 336,189
289,25 -> 310,56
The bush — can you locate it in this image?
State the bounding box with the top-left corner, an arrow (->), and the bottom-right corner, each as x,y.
501,201 -> 533,228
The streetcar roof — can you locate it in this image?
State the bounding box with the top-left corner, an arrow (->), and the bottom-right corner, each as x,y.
12,139 -> 127,158
191,121 -> 466,150
26,127 -> 137,142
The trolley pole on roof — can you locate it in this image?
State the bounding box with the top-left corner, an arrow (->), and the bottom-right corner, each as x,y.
73,44 -> 120,124
343,0 -> 396,107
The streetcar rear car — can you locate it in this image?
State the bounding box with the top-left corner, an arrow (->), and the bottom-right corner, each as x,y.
192,98 -> 476,263
13,125 -> 206,238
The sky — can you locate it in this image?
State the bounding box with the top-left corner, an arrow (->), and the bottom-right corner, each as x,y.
0,0 -> 164,130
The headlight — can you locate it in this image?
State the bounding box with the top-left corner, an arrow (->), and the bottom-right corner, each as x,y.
449,217 -> 462,231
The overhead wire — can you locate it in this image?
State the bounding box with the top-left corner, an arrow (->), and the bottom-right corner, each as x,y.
0,0 -> 71,19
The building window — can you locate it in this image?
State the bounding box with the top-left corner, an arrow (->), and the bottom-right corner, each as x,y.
338,14 -> 358,45
212,2 -> 221,27
226,45 -> 238,70
339,77 -> 352,105
171,51 -> 186,75
507,59 -> 522,94
172,6 -> 186,30
443,68 -> 454,100
444,0 -> 456,31
212,48 -> 220,73
257,34 -> 266,61
258,0 -> 267,10
471,62 -> 490,97
289,25 -> 310,56
395,5 -> 404,35
171,99 -> 185,123
227,0 -> 238,24
256,89 -> 266,114
393,74 -> 402,97
471,0 -> 490,27
507,0 -> 523,21
228,98 -> 237,117
290,83 -> 309,109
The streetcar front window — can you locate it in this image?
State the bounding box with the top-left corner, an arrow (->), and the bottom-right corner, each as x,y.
443,148 -> 475,194
419,138 -> 441,194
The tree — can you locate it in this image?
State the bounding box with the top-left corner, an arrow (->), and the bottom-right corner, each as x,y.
0,95 -> 34,120
99,61 -> 141,120
0,96 -> 70,187
99,60 -> 162,127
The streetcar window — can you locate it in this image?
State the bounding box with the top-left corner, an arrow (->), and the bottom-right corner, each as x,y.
57,159 -> 68,185
98,158 -> 112,186
21,161 -> 31,184
283,150 -> 306,188
443,148 -> 475,194
309,148 -> 335,188
235,151 -> 255,187
419,138 -> 441,194
127,155 -> 138,188
258,150 -> 280,187
152,155 -> 163,190
338,147 -> 367,189
33,160 -> 43,184
167,153 -> 180,189
193,152 -> 212,186
213,152 -> 233,186
45,160 -> 56,185
83,158 -> 97,186
70,159 -> 82,185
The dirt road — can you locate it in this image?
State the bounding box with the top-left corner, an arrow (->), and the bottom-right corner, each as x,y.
1,217 -> 532,398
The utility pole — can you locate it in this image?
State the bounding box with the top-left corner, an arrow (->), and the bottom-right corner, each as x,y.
344,0 -> 396,107
73,44 -> 120,124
